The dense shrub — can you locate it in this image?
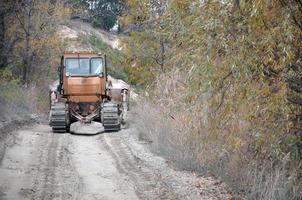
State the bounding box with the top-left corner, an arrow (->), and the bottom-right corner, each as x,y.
134,71 -> 302,199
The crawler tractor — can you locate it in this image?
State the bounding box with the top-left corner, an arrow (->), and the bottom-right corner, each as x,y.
49,52 -> 129,133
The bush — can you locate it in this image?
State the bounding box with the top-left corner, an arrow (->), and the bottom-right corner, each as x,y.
0,82 -> 38,120
133,71 -> 302,199
0,68 -> 51,120
92,16 -> 117,31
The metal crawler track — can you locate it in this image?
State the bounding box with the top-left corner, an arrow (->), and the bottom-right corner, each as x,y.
50,102 -> 68,133
102,103 -> 121,131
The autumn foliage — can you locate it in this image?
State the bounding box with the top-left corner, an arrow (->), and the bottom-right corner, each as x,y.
0,0 -> 69,115
122,0 -> 302,198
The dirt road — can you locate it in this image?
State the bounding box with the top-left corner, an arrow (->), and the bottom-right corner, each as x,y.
0,114 -> 230,200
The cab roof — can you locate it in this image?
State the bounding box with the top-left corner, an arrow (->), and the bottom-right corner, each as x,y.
63,52 -> 105,58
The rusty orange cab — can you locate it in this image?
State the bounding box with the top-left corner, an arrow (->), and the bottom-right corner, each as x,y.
49,52 -> 127,133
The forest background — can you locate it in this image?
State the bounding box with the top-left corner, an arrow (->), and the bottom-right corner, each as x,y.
0,0 -> 301,199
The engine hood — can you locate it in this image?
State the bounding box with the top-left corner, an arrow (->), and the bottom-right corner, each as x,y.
63,76 -> 106,103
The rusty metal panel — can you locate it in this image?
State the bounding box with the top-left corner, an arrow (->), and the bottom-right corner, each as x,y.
62,53 -> 106,103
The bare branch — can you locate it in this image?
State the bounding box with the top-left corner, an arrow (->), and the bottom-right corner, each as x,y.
15,12 -> 29,35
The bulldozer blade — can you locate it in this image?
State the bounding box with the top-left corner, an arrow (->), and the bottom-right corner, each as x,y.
70,121 -> 104,135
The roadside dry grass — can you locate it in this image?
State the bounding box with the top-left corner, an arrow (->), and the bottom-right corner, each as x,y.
134,101 -> 301,199
0,83 -> 39,121
133,72 -> 301,199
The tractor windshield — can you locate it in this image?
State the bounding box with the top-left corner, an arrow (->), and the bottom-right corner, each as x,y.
65,58 -> 103,76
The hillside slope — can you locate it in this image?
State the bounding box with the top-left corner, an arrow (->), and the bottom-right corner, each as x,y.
58,20 -> 120,51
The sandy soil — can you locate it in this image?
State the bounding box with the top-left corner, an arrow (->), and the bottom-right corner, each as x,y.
57,20 -> 120,52
0,112 -> 231,200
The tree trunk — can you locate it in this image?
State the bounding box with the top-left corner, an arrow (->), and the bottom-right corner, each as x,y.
159,36 -> 165,73
22,5 -> 32,85
0,10 -> 7,69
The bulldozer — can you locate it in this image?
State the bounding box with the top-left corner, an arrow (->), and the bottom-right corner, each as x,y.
49,52 -> 129,133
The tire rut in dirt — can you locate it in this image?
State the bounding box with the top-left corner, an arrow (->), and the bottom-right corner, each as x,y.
31,132 -> 82,200
102,133 -> 180,200
0,118 -> 36,164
